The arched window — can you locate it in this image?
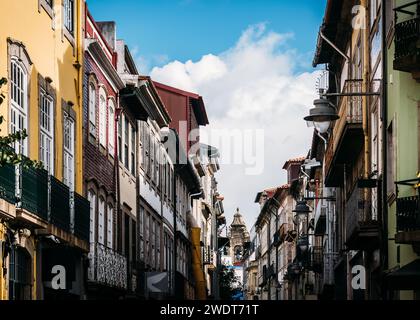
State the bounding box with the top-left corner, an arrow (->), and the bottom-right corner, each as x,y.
98,87 -> 107,147
98,196 -> 105,245
108,99 -> 115,155
107,203 -> 113,249
88,82 -> 96,137
10,58 -> 28,155
88,190 -> 97,243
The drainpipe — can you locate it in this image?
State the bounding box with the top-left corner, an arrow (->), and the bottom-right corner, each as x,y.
381,0 -> 389,299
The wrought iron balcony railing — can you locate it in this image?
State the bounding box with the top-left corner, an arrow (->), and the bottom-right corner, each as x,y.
88,242 -> 128,290
394,0 -> 420,74
396,195 -> 420,232
309,246 -> 323,273
0,164 -> 90,242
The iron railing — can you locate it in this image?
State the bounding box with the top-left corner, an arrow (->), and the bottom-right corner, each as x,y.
88,242 -> 128,290
0,164 -> 16,204
396,195 -> 420,232
395,17 -> 420,60
50,176 -> 71,232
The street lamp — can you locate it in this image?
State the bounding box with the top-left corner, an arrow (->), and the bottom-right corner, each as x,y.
304,98 -> 339,134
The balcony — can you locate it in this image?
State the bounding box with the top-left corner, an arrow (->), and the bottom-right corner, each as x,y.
394,2 -> 420,79
0,164 -> 90,245
325,80 -> 364,187
345,186 -> 381,250
308,246 -> 323,274
0,164 -> 16,219
88,242 -> 128,290
395,195 -> 420,243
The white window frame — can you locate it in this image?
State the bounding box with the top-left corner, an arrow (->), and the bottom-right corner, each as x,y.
107,203 -> 113,249
108,99 -> 115,156
98,197 -> 105,245
40,90 -> 54,174
63,0 -> 75,35
10,58 -> 28,156
98,87 -> 107,148
63,112 -> 75,191
88,190 -> 96,244
88,82 -> 96,137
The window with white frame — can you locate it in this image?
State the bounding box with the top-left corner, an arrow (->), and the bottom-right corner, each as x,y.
63,112 -> 75,191
131,125 -> 136,175
63,0 -> 75,35
107,204 -> 113,249
98,87 -> 107,147
39,91 -> 54,174
118,114 -> 123,162
88,190 -> 96,243
98,197 -> 105,245
10,58 -> 28,156
108,99 -> 115,156
124,117 -> 129,169
88,82 -> 96,137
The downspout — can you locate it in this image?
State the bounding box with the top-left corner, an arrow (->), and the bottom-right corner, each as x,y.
381,0 -> 389,299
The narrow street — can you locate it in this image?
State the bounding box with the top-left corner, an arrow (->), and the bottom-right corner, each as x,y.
0,0 -> 419,309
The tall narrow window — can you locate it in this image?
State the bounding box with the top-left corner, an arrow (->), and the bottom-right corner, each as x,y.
387,122 -> 395,198
40,91 -> 54,174
107,204 -> 113,249
88,190 -> 96,243
139,206 -> 144,261
124,117 -> 129,169
156,221 -> 160,269
63,112 -> 75,191
131,125 -> 136,175
108,99 -> 115,156
10,59 -> 28,156
118,114 -> 123,162
88,83 -> 96,137
98,87 -> 107,147
98,197 -> 105,245
63,0 -> 74,35
151,218 -> 155,268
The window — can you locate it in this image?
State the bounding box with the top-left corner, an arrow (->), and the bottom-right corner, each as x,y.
145,213 -> 149,264
156,221 -> 160,269
63,112 -> 75,191
88,190 -> 96,243
98,197 -> 105,245
131,125 -> 136,175
63,0 -> 74,35
98,87 -> 107,147
10,59 -> 28,156
8,247 -> 32,300
124,117 -> 129,169
108,99 -> 115,156
151,218 -> 155,268
118,114 -> 123,162
139,206 -> 144,261
88,83 -> 96,137
107,204 -> 113,249
40,91 -> 54,174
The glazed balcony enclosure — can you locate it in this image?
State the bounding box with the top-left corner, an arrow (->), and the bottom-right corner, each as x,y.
393,1 -> 420,79
324,79 -> 364,187
0,163 -> 90,247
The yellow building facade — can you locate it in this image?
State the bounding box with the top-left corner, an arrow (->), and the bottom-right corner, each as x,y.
0,0 -> 88,300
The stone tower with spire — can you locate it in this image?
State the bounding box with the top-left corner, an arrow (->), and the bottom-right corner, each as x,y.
228,208 -> 250,265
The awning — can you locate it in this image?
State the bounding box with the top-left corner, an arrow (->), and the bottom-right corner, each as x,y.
385,260 -> 420,290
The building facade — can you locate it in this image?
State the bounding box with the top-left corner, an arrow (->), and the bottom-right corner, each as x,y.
0,0 -> 90,300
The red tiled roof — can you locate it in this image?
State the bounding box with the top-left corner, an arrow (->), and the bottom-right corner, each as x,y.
282,156 -> 306,169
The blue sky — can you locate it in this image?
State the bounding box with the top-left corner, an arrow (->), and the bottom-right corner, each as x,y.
87,0 -> 326,228
87,0 -> 326,73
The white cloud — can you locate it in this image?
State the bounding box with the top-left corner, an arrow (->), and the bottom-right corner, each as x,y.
151,23 -> 320,229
